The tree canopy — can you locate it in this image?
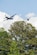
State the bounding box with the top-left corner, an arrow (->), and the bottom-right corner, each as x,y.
9,21 -> 37,55
0,21 -> 37,55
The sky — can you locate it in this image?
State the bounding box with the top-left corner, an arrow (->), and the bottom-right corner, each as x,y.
0,0 -> 37,18
0,0 -> 37,30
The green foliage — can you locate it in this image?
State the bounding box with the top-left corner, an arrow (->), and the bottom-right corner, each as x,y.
0,21 -> 37,55
0,28 -> 12,55
9,21 -> 37,55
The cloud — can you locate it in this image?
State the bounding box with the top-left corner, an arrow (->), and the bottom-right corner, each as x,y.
26,13 -> 37,29
0,11 -> 24,31
25,13 -> 36,18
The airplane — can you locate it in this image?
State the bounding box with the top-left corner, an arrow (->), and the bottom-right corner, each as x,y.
27,16 -> 32,21
5,14 -> 16,20
27,18 -> 29,21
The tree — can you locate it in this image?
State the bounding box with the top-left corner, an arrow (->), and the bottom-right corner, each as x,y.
0,28 -> 12,55
9,21 -> 37,55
